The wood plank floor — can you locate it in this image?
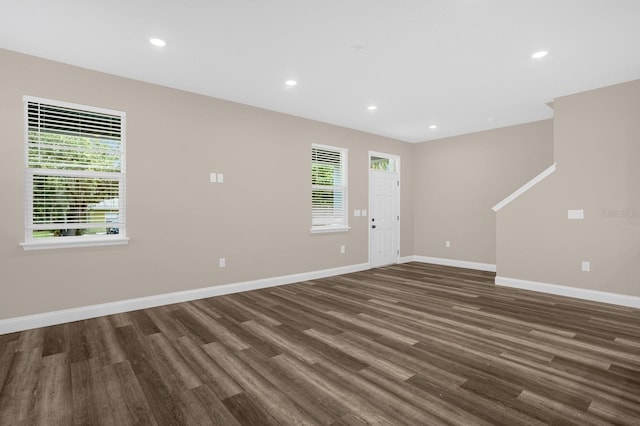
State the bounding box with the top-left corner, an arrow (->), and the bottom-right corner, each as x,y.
1,262 -> 639,425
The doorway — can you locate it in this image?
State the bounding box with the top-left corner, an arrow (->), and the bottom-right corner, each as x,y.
369,152 -> 400,267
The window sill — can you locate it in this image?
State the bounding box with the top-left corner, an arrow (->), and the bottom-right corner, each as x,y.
21,236 -> 129,251
310,226 -> 351,234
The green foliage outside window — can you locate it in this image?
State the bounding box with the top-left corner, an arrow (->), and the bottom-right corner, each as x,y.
29,132 -> 121,237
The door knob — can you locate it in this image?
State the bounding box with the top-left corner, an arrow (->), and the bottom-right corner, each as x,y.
372,224 -> 377,229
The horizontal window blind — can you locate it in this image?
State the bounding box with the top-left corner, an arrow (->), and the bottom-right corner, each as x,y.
311,144 -> 347,230
27,102 -> 122,140
24,97 -> 126,240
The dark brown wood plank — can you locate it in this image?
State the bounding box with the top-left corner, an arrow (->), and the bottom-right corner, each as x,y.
0,347 -> 42,424
203,341 -> 320,425
88,316 -> 126,366
189,384 -> 242,426
272,352 -> 406,425
41,323 -> 69,357
129,309 -> 161,336
114,325 -> 187,425
30,352 -> 72,425
0,338 -> 18,396
173,335 -> 243,400
67,320 -> 92,364
222,391 -> 280,426
70,359 -> 110,426
237,348 -> 344,424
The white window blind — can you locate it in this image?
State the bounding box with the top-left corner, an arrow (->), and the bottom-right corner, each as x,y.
23,96 -> 126,248
311,144 -> 348,232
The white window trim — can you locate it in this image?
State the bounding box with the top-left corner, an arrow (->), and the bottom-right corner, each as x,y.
21,95 -> 128,250
311,143 -> 350,234
20,235 -> 129,251
311,226 -> 353,235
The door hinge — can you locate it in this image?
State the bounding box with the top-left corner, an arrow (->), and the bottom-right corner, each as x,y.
397,215 -> 400,220
397,180 -> 400,186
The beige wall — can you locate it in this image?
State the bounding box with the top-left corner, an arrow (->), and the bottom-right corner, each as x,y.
497,80 -> 640,297
3,47 -> 634,322
413,121 -> 554,264
0,49 -> 415,319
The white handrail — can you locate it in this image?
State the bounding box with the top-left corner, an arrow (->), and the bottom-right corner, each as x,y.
492,163 -> 557,212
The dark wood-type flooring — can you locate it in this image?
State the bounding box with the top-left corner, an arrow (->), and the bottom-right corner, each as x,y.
1,262 -> 640,425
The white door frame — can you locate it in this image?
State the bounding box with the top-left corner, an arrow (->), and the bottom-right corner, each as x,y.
368,151 -> 401,266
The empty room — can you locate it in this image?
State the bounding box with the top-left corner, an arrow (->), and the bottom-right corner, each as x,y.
1,1 -> 639,425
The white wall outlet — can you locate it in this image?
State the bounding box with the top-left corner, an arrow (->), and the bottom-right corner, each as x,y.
582,261 -> 590,272
340,245 -> 345,254
217,173 -> 224,183
362,210 -> 367,216
568,209 -> 584,219
219,257 -> 226,268
445,240 -> 451,248
210,172 -> 217,183
354,210 -> 361,217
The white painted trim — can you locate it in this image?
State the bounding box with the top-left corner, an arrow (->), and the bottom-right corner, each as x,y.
409,255 -> 497,272
492,163 -> 557,212
21,236 -> 129,250
0,263 -> 370,334
496,276 -> 640,309
398,256 -> 414,264
309,226 -> 351,234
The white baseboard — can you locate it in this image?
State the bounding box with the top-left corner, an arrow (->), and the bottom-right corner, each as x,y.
496,276 -> 640,309
407,255 -> 497,272
0,262 -> 370,334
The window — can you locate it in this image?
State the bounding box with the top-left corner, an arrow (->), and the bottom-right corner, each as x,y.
370,155 -> 398,172
22,96 -> 127,249
311,144 -> 349,232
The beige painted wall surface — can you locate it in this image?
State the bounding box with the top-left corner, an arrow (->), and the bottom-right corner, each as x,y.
413,121 -> 553,264
497,80 -> 640,297
0,49 -> 414,319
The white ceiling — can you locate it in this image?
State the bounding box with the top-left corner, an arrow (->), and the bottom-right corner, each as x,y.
2,0 -> 640,143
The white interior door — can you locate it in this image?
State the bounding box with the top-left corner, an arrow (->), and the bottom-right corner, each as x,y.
369,168 -> 399,267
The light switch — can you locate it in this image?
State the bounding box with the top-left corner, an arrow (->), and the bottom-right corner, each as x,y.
217,173 -> 224,183
362,210 -> 367,217
568,210 -> 584,219
582,261 -> 590,272
210,172 -> 217,183
354,210 -> 361,217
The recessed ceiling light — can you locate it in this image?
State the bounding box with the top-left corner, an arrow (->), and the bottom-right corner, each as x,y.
531,50 -> 548,59
149,38 -> 166,47
429,124 -> 438,129
367,105 -> 377,111
285,80 -> 297,86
